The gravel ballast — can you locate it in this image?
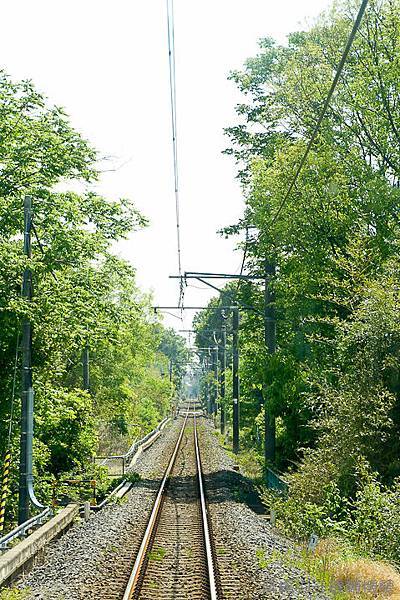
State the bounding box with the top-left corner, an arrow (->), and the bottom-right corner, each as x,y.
199,420 -> 328,599
17,420 -> 181,599
13,414 -> 329,599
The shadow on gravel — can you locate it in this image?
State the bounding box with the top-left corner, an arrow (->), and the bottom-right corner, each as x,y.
134,469 -> 266,514
203,469 -> 267,514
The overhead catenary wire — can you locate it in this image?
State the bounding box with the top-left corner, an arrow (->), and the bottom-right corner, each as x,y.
31,220 -> 59,283
187,283 -> 214,291
235,225 -> 249,301
271,0 -> 369,225
166,0 -> 184,311
32,221 -> 99,302
156,309 -> 183,321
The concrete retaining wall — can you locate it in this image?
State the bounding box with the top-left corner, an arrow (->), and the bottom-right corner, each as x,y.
0,504 -> 79,587
127,417 -> 169,469
0,418 -> 171,587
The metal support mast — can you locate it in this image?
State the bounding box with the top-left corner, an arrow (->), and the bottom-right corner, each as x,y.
232,307 -> 240,454
264,261 -> 276,464
18,196 -> 33,524
205,354 -> 211,414
213,343 -> 219,416
220,324 -> 227,434
18,197 -> 43,524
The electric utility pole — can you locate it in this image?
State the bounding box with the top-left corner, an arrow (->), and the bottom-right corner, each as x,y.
213,343 -> 219,415
264,260 -> 276,464
19,196 -> 33,524
18,197 -> 44,524
232,306 -> 240,454
205,354 -> 211,414
220,323 -> 227,434
210,347 -> 217,414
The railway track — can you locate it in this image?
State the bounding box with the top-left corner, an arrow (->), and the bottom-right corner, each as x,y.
121,401 -> 221,600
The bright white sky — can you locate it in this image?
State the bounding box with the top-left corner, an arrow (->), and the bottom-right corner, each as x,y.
1,0 -> 332,338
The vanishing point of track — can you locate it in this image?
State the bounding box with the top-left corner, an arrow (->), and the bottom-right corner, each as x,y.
122,401 -> 221,599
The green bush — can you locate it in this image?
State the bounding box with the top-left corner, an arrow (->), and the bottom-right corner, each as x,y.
263,471 -> 400,564
262,481 -> 349,540
0,589 -> 30,600
348,476 -> 400,563
38,388 -> 98,474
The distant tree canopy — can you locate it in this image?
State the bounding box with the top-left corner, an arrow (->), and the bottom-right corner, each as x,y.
158,326 -> 192,389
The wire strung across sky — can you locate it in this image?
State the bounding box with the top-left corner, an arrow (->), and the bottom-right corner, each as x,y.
236,0 -> 369,279
235,225 -> 249,301
31,221 -> 59,283
270,0 -> 369,225
166,0 -> 184,310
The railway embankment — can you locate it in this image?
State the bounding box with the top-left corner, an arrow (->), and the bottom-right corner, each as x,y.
9,413 -> 327,599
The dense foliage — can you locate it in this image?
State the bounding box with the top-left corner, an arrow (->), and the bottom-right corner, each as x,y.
196,0 -> 400,562
0,71 -> 188,525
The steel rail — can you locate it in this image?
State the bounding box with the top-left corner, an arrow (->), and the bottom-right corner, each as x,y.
122,401 -> 219,599
122,405 -> 190,600
194,412 -> 218,599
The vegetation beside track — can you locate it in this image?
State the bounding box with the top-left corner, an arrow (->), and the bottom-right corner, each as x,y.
195,0 -> 400,575
0,590 -> 30,600
0,71 -> 190,529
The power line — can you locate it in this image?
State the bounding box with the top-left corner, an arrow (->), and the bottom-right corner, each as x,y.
31,221 -> 59,283
166,0 -> 184,308
32,221 -> 104,304
234,0 -> 369,283
271,0 -> 369,225
235,225 -> 249,300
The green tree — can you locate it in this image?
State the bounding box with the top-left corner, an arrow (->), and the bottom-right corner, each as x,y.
0,71 -> 188,524
223,0 -> 400,485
